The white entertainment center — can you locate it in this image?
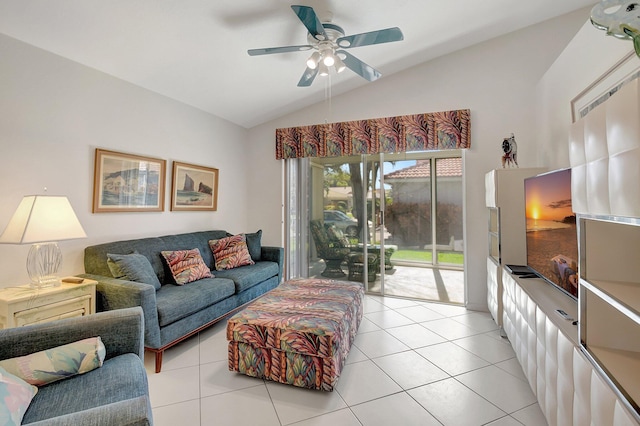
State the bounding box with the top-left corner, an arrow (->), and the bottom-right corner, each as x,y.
486,77 -> 640,425
485,167 -> 545,332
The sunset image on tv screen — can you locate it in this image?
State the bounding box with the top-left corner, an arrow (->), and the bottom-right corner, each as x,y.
525,169 -> 574,230
525,169 -> 578,298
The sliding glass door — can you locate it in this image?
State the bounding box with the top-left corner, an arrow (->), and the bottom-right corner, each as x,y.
288,151 -> 464,304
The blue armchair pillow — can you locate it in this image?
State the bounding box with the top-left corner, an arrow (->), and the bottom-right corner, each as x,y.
0,366 -> 37,426
107,252 -> 162,290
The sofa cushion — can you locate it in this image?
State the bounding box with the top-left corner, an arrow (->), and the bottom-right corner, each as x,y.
21,353 -> 147,424
107,253 -> 162,290
161,248 -> 212,285
244,230 -> 262,262
0,366 -> 37,425
158,230 -> 228,270
212,261 -> 279,294
0,337 -> 105,386
155,278 -> 235,327
209,235 -> 254,270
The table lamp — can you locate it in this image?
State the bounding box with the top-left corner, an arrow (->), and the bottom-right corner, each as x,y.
0,195 -> 87,288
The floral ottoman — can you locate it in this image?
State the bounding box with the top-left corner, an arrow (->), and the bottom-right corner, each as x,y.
227,278 -> 364,391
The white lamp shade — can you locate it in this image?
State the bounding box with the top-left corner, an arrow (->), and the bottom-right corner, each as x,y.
0,195 -> 87,244
334,56 -> 346,73
318,62 -> 330,77
306,51 -> 320,70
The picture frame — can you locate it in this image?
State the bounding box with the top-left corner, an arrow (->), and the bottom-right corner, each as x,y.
93,149 -> 166,213
571,51 -> 640,122
170,161 -> 219,211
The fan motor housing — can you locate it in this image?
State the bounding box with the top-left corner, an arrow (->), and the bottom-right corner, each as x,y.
307,23 -> 345,44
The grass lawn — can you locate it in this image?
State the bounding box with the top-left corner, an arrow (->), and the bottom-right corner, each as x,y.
391,249 -> 464,265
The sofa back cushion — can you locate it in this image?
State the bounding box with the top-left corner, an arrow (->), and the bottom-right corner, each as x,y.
244,230 -> 262,262
84,230 -> 228,285
107,252 -> 162,290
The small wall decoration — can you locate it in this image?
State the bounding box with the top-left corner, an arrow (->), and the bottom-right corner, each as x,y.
93,149 -> 166,213
501,133 -> 518,168
591,1 -> 640,58
170,161 -> 218,211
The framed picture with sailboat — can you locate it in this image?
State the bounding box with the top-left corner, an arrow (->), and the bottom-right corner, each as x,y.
170,161 -> 218,211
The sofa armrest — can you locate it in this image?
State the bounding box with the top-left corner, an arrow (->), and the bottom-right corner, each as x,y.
79,273 -> 162,349
25,395 -> 152,426
261,246 -> 284,283
0,307 -> 144,361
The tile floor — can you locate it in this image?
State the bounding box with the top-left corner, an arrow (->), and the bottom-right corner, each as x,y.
144,295 -> 548,426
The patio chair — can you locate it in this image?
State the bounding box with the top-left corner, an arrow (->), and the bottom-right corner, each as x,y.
347,252 -> 379,282
310,219 -> 350,278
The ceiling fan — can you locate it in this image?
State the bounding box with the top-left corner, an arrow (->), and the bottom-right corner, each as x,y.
248,5 -> 404,87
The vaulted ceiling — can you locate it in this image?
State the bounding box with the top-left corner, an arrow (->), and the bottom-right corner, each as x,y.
0,0 -> 596,128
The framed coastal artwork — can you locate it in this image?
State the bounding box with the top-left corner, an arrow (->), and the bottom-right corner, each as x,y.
92,149 -> 166,213
170,161 -> 218,211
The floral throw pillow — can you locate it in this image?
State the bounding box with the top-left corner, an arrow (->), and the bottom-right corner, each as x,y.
209,234 -> 255,270
0,366 -> 37,426
0,337 -> 106,387
161,248 -> 212,285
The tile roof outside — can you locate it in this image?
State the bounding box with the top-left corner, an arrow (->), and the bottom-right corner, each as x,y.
384,158 -> 462,180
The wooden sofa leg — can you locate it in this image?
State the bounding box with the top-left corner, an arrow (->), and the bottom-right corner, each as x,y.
155,351 -> 163,373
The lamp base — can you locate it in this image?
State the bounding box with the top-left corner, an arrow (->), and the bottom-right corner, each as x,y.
29,277 -> 61,289
27,242 -> 62,288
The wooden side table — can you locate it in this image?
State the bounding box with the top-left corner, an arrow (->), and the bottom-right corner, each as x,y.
0,278 -> 97,329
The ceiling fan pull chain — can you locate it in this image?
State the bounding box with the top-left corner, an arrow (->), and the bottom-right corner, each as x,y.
324,74 -> 333,124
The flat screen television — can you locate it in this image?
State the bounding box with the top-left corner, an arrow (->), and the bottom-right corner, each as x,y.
524,168 -> 578,299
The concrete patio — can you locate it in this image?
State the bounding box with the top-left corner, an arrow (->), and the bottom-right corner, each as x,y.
309,260 -> 465,305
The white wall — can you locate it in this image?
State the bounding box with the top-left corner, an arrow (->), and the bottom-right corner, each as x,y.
536,21 -> 634,169
247,9 -> 590,310
0,34 -> 251,287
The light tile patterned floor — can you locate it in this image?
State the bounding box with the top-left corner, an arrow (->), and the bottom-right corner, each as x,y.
145,295 -> 547,426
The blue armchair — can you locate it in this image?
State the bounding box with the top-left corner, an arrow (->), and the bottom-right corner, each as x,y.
0,307 -> 153,425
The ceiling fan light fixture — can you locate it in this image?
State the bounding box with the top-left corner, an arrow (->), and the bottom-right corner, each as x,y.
306,51 -> 320,69
334,56 -> 346,73
248,5 -> 404,86
318,61 -> 330,77
322,51 -> 335,67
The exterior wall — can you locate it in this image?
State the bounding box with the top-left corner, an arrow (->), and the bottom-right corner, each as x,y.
387,179 -> 461,205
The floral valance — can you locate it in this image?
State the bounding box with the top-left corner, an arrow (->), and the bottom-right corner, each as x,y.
275,109 -> 470,160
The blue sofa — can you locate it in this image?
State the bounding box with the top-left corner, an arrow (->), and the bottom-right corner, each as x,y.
0,307 -> 152,425
81,230 -> 283,373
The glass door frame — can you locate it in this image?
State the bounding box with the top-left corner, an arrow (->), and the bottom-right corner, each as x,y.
285,149 -> 464,298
